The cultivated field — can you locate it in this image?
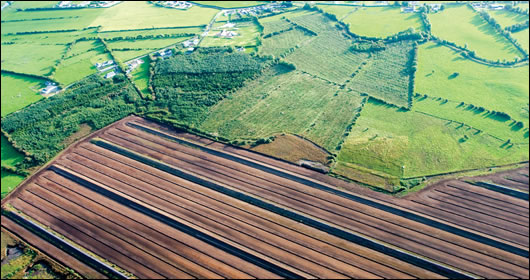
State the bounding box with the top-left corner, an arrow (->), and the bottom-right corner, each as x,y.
428,4 -> 524,60
259,28 -> 313,57
200,66 -> 365,151
347,40 -> 414,108
281,11 -> 368,84
1,116 -> 527,279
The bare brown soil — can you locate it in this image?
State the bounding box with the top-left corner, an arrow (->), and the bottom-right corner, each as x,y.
251,134 -> 330,166
1,116 -> 528,279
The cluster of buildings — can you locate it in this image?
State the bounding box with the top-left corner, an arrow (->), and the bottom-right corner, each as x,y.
216,29 -> 238,38
104,71 -> 116,79
182,37 -> 200,48
154,48 -> 173,58
155,1 -> 192,10
40,81 -> 60,95
125,59 -> 144,74
401,2 -> 441,13
470,2 -> 505,10
95,60 -> 115,71
222,3 -> 285,18
56,1 -> 121,8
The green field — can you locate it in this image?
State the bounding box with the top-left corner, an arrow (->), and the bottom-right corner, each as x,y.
202,20 -> 260,48
318,4 -> 356,20
99,26 -> 202,39
336,99 -> 529,179
511,28 -> 529,53
89,1 -> 217,31
1,170 -> 25,199
348,40 -> 413,108
1,135 -> 24,168
341,6 -> 424,38
113,49 -> 152,62
54,40 -> 113,85
413,96 -> 529,143
1,72 -> 45,117
416,42 -> 529,127
259,13 -> 294,35
489,9 -> 529,28
130,58 -> 151,97
1,8 -> 103,34
193,1 -> 266,8
429,5 -> 523,61
259,28 -> 313,57
1,43 -> 66,76
282,11 -> 368,83
200,66 -> 365,151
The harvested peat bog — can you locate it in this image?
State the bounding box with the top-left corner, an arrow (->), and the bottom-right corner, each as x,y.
1,1 -> 529,279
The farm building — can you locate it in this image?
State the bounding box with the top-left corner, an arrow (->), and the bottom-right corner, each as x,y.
104,71 -> 116,79
156,49 -> 173,58
216,29 -> 237,38
162,1 -> 192,9
488,3 -> 504,10
428,3 -> 441,12
401,6 -> 416,13
219,22 -> 236,29
40,85 -> 59,95
95,60 -> 114,69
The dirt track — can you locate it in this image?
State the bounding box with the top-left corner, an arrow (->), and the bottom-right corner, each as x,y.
2,116 -> 528,279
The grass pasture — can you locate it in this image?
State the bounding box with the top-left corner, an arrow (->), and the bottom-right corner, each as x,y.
348,40 -> 414,108
193,1 -> 267,8
201,20 -> 260,48
336,99 -> 529,180
318,4 -> 356,20
282,12 -> 368,83
1,72 -> 45,117
1,170 -> 24,199
0,43 -> 66,76
413,96 -> 529,143
99,26 -> 202,40
341,6 -> 424,38
54,40 -> 112,85
107,36 -> 192,51
1,135 -> 24,168
1,8 -> 103,34
89,1 -> 217,31
489,9 -> 529,28
200,66 -> 365,151
429,5 -> 523,61
130,57 -> 152,98
416,42 -> 529,127
511,28 -> 529,53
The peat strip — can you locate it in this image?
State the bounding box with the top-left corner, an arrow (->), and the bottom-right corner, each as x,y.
79,143 -> 434,279
470,182 -> 529,201
48,165 -> 304,279
91,139 -> 475,279
126,121 -> 528,258
102,129 -> 529,274
1,209 -> 129,279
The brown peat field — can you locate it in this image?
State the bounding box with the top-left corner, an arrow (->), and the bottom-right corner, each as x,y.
2,116 -> 528,279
